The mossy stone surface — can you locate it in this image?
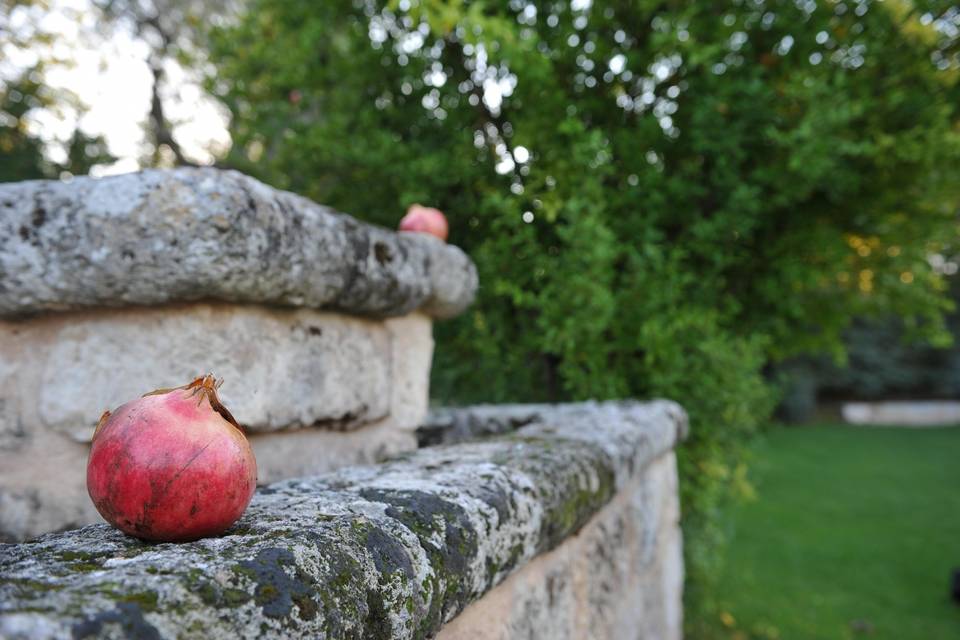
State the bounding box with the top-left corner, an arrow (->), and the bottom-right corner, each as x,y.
0,167 -> 478,320
0,400 -> 686,639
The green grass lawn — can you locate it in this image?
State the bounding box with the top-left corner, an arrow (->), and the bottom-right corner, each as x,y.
713,424 -> 960,640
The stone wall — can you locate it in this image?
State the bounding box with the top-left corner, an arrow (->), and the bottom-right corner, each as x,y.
435,454 -> 683,640
0,168 -> 477,542
0,305 -> 434,541
0,400 -> 687,640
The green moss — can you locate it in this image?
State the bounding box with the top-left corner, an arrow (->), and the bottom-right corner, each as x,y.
350,518 -> 372,544
254,584 -> 279,606
8,577 -> 64,599
184,567 -> 251,609
118,545 -> 148,559
117,591 -> 159,612
90,582 -> 122,594
227,525 -> 255,536
364,589 -> 392,637
332,570 -> 353,590
185,620 -> 206,635
57,550 -> 106,573
58,550 -> 96,561
230,564 -> 255,580
502,543 -> 525,576
10,606 -> 55,614
485,557 -> 500,583
223,588 -> 252,606
264,529 -> 290,540
292,592 -> 318,620
528,448 -> 617,551
195,582 -> 220,607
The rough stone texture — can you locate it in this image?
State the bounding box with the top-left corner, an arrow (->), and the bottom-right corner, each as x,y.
436,454 -> 683,640
418,404 -> 558,447
0,305 -> 432,442
0,305 -> 433,541
249,418 -> 418,486
0,168 -> 477,319
0,400 -> 686,639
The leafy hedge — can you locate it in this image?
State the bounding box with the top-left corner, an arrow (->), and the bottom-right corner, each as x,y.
209,1 -> 960,634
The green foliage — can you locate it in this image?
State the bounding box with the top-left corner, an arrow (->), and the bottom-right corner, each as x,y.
780,284 -> 960,418
1,0 -> 118,181
0,72 -> 49,182
819,314 -> 960,399
209,0 -> 960,632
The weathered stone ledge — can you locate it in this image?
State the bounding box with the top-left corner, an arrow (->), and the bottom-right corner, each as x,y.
0,400 -> 686,640
0,168 -> 477,319
419,404 -> 576,446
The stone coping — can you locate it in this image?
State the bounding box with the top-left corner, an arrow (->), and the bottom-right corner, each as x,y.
418,403 -> 567,446
0,400 -> 686,640
0,168 -> 477,319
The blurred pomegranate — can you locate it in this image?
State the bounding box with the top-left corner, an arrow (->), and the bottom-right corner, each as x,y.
399,204 -> 449,241
86,375 -> 257,542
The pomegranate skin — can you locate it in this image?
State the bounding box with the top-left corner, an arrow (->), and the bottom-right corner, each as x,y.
86,376 -> 257,542
399,204 -> 449,241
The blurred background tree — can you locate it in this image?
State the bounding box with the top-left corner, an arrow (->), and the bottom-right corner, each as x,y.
0,71 -> 114,181
779,279 -> 960,422
0,71 -> 49,181
207,1 -> 960,633
0,2 -> 116,180
89,0 -> 238,165
0,0 -> 233,171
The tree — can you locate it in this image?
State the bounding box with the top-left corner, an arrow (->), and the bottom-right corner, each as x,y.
209,1 -> 960,633
0,69 -> 115,182
0,0 -> 233,174
0,1 -> 116,179
0,72 -> 48,182
91,0 -> 238,166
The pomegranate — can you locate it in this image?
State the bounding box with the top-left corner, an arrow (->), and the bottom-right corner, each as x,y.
86,375 -> 257,542
399,204 -> 449,241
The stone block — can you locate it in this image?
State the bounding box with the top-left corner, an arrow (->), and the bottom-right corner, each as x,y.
0,306 -> 433,541
0,168 -> 477,320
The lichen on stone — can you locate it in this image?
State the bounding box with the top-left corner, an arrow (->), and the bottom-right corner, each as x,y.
0,400 -> 686,639
0,168 -> 478,320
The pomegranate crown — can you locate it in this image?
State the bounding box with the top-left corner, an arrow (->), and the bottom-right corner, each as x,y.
93,374 -> 244,440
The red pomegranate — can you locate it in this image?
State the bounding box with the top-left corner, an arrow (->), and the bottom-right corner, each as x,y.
86,375 -> 257,542
399,204 -> 449,241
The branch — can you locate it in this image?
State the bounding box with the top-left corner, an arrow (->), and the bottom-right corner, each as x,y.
148,61 -> 197,167
129,6 -> 196,167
